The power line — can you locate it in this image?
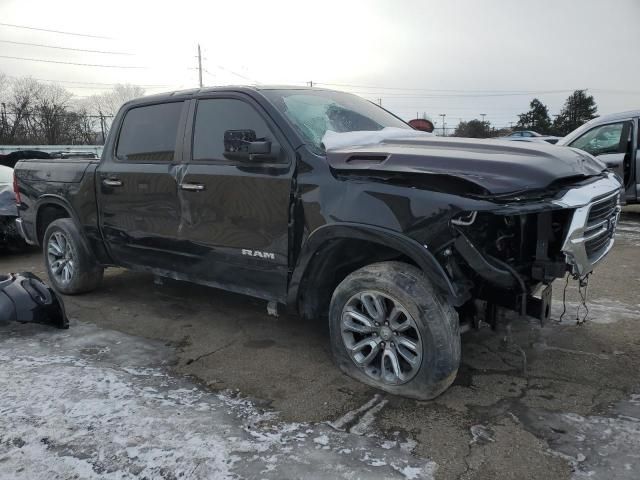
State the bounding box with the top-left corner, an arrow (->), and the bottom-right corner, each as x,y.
346,90 -> 573,98
0,22 -> 112,39
0,54 -> 146,68
0,39 -> 133,55
5,76 -> 170,88
212,64 -> 260,84
316,82 -> 569,94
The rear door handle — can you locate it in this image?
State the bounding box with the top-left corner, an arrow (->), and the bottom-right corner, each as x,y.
102,178 -> 123,187
180,183 -> 206,192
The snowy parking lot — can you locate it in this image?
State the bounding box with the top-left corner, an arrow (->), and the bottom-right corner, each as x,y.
0,324 -> 433,479
1,210 -> 640,479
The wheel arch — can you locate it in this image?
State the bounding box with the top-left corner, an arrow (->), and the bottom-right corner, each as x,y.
288,223 -> 468,320
34,195 -> 78,246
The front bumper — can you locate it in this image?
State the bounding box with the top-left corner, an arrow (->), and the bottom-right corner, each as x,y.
554,173 -> 622,276
0,272 -> 68,328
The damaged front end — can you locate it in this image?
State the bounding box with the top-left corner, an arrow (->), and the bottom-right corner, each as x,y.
0,272 -> 68,329
439,173 -> 622,327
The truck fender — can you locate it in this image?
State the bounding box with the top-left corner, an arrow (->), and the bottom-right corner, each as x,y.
287,223 -> 469,309
34,195 -> 78,224
31,195 -> 78,241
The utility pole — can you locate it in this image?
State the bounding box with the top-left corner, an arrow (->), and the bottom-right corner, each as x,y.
307,80 -> 313,87
439,113 -> 446,136
0,103 -> 5,137
197,44 -> 203,88
377,98 -> 382,106
98,111 -> 105,144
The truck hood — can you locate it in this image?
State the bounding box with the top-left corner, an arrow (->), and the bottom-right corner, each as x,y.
325,136 -> 607,195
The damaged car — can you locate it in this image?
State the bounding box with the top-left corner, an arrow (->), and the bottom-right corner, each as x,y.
0,165 -> 26,251
13,87 -> 622,399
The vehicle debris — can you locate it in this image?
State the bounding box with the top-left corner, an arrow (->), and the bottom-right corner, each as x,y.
0,272 -> 68,329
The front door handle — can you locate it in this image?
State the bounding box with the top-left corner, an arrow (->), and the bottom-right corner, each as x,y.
180,183 -> 206,192
102,178 -> 123,187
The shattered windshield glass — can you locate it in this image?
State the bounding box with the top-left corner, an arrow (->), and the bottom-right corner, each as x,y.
262,89 -> 411,153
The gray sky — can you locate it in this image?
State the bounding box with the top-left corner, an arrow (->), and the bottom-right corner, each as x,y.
1,0 -> 638,128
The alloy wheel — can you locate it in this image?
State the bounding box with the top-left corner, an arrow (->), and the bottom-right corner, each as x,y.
341,291 -> 423,385
47,231 -> 75,285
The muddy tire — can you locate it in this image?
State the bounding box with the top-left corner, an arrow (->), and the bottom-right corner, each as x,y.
329,261 -> 460,400
43,218 -> 104,295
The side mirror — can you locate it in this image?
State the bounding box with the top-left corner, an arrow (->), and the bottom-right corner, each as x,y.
223,129 -> 275,161
248,140 -> 271,155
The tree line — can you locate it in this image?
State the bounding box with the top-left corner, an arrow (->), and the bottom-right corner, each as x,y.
0,72 -> 144,145
1,74 -> 600,144
453,89 -> 598,138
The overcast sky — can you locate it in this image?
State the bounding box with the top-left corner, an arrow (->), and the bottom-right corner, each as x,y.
1,0 -> 638,129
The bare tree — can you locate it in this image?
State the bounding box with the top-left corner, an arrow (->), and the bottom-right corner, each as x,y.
34,83 -> 74,144
0,75 -> 148,145
5,77 -> 43,143
87,84 -> 145,141
0,72 -> 8,140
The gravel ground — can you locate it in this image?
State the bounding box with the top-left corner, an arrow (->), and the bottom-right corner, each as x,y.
0,209 -> 639,479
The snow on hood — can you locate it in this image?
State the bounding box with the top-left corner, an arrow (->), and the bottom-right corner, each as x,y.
322,127 -> 432,151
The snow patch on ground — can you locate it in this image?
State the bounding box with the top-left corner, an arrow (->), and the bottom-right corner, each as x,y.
533,395 -> 640,479
616,220 -> 640,246
0,323 -> 436,479
551,298 -> 640,325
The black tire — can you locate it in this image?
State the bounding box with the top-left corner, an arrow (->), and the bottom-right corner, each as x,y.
43,218 -> 104,295
329,261 -> 460,400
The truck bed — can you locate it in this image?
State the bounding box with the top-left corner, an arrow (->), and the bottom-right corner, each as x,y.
13,158 -> 100,247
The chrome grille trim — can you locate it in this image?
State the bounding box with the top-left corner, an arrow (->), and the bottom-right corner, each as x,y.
553,173 -> 622,276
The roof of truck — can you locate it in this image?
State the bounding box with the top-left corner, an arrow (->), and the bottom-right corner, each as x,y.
590,109 -> 640,122
125,85 -> 330,106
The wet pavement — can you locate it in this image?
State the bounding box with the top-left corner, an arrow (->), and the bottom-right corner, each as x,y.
0,208 -> 639,479
0,324 -> 434,479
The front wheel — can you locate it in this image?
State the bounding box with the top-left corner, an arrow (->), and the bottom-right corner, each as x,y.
329,261 -> 460,400
43,218 -> 104,295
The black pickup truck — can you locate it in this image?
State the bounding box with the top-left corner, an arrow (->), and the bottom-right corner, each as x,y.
13,86 -> 622,399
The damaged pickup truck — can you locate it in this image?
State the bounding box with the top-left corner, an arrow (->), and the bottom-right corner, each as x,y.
13,87 -> 622,399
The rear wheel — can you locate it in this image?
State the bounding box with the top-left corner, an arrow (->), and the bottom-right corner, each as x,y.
43,218 -> 103,294
329,261 -> 460,400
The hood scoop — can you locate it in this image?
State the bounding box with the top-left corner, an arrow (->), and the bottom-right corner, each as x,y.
345,154 -> 389,164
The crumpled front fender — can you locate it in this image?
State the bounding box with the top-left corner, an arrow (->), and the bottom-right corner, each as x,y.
0,272 -> 68,329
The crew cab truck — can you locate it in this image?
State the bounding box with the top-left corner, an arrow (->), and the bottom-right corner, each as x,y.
13,87 -> 622,399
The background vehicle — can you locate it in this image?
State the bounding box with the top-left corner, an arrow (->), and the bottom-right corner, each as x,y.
557,110 -> 639,204
13,87 -> 621,399
0,150 -> 50,168
504,130 -> 561,144
0,165 -> 26,251
49,151 -> 99,160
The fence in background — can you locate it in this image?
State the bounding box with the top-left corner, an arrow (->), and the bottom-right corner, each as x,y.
0,145 -> 104,156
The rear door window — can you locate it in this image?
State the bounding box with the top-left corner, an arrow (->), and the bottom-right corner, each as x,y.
116,102 -> 184,162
